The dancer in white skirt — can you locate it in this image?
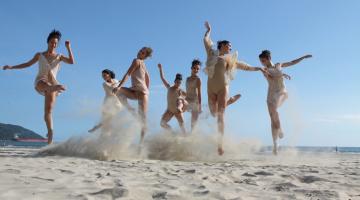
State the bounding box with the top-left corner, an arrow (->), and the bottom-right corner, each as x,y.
258,50 -> 312,155
89,69 -> 122,133
2,30 -> 75,144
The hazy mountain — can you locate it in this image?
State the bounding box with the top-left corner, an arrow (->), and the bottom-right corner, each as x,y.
0,123 -> 44,140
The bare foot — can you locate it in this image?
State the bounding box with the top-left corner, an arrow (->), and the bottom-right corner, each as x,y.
279,131 -> 284,139
272,148 -> 277,155
227,94 -> 241,106
218,146 -> 224,156
48,85 -> 66,93
47,131 -> 53,145
272,143 -> 278,155
88,124 -> 101,133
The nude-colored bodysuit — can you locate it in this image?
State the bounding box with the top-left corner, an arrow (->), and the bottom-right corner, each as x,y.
131,59 -> 149,95
265,63 -> 288,108
166,87 -> 185,113
186,76 -> 200,111
34,53 -> 62,95
203,35 -> 250,95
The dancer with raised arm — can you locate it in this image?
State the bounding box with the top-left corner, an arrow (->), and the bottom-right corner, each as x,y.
112,47 -> 152,145
185,59 -> 202,132
158,63 -> 187,135
2,30 -> 75,144
89,69 -> 122,133
259,50 -> 312,155
203,21 -> 265,155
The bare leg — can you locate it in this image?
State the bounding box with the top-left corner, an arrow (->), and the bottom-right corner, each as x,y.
216,89 -> 228,156
44,91 -> 57,144
268,102 -> 282,155
117,87 -> 137,113
138,94 -> 148,145
174,112 -> 186,135
191,110 -> 199,132
160,110 -> 174,131
227,94 -> 241,106
207,92 -> 218,117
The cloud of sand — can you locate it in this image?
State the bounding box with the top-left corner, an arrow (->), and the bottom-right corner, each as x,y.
39,106 -> 265,162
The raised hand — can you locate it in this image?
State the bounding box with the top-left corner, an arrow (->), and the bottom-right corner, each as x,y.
65,40 -> 71,49
157,63 -> 162,70
303,54 -> 312,59
283,73 -> 291,80
2,65 -> 12,70
205,21 -> 211,32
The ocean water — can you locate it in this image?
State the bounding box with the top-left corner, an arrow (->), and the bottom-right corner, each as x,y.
0,140 -> 47,148
1,140 -> 359,154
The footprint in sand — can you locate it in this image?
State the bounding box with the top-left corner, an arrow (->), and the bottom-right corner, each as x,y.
297,175 -> 330,184
294,189 -> 339,199
57,169 -> 75,174
1,169 -> 21,174
152,191 -> 167,199
272,182 -> 297,192
90,187 -> 129,199
254,171 -> 274,176
242,172 -> 256,177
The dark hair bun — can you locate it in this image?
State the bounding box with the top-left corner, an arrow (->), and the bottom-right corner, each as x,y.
259,50 -> 271,59
102,69 -> 116,79
175,73 -> 183,81
191,59 -> 202,67
217,40 -> 230,50
47,29 -> 62,43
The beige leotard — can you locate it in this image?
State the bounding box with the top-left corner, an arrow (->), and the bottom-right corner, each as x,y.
186,75 -> 199,101
265,63 -> 288,107
167,86 -> 184,113
131,59 -> 149,95
34,53 -> 62,95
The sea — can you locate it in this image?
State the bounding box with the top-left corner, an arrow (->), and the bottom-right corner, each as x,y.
0,140 -> 359,153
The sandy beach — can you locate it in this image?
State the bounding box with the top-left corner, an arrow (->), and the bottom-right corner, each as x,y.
1,146 -> 359,200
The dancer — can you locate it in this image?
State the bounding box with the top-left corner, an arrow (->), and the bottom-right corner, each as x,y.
2,30 -> 75,144
112,47 -> 152,145
259,50 -> 312,155
89,69 -> 122,133
203,21 -> 265,155
157,63 -> 187,134
185,59 -> 202,131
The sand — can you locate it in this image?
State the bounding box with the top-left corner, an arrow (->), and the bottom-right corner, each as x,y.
1,146 -> 359,200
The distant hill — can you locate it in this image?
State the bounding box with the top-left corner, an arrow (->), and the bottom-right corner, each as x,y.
0,123 -> 45,140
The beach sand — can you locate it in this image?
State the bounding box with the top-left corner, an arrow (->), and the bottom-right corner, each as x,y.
0,147 -> 359,200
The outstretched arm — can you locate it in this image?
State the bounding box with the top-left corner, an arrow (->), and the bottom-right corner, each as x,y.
60,41 -> 75,64
281,54 -> 312,68
113,59 -> 139,94
237,62 -> 271,77
204,21 -> 213,55
157,63 -> 170,89
2,53 -> 40,70
236,62 -> 263,71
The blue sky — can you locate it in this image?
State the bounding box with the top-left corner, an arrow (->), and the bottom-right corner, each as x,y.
0,0 -> 359,146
